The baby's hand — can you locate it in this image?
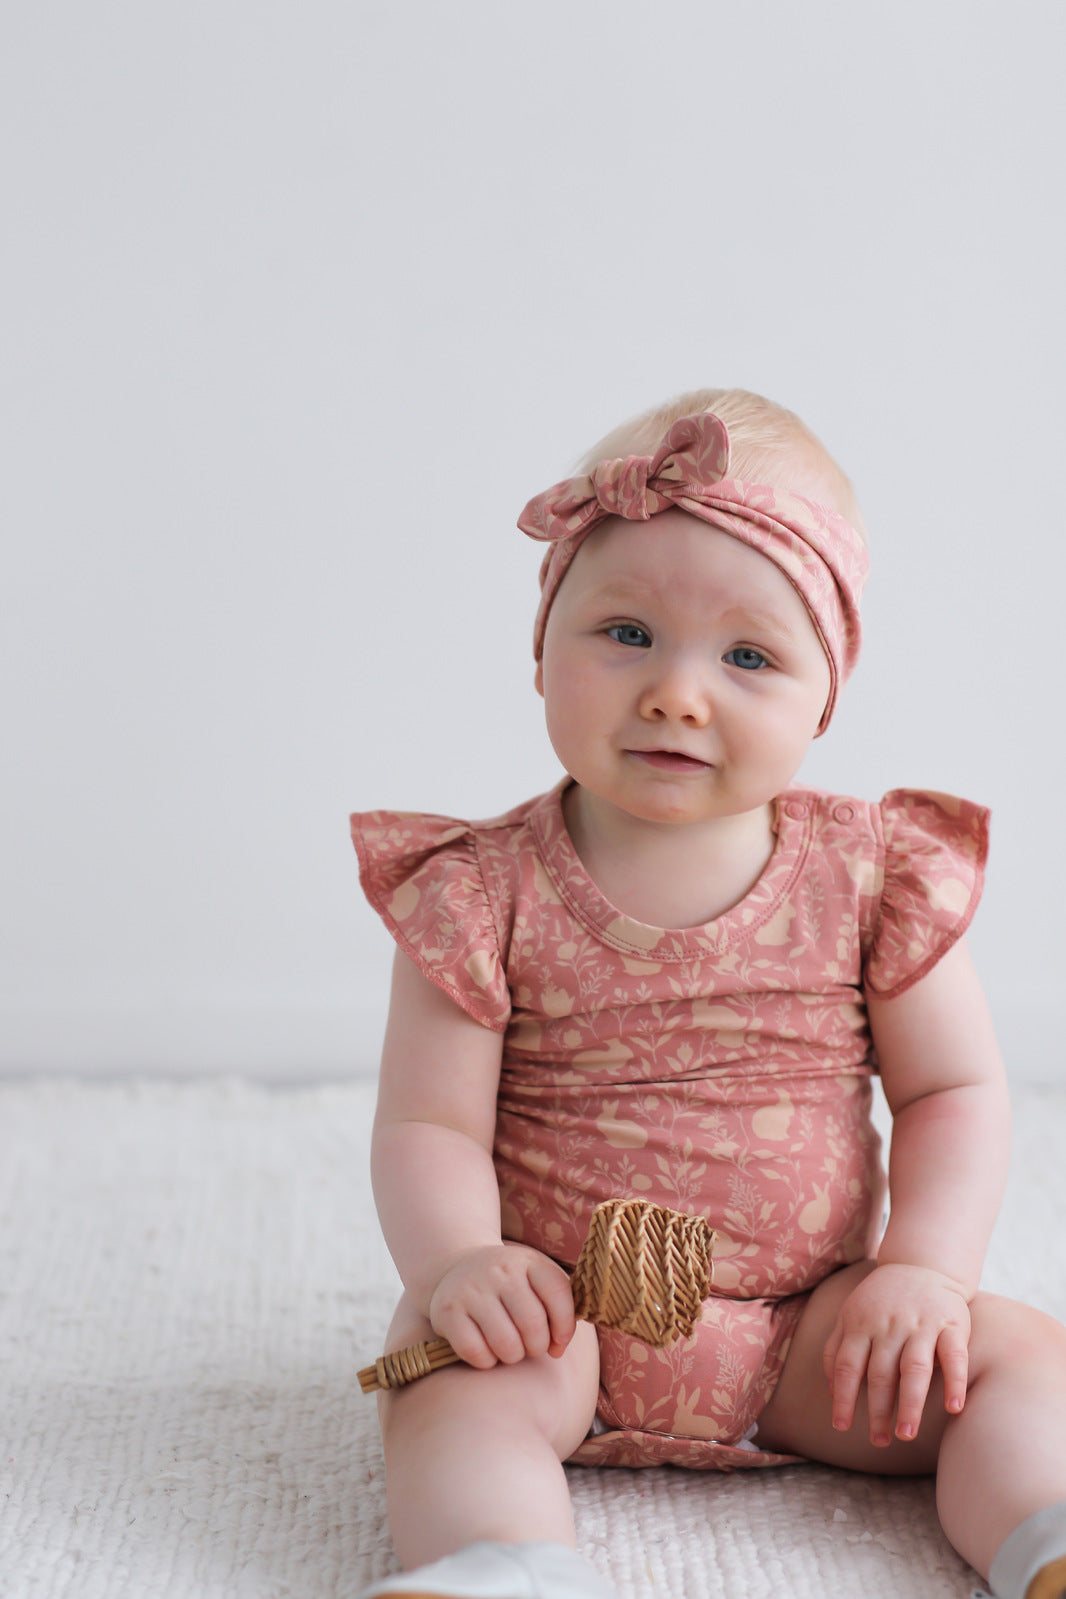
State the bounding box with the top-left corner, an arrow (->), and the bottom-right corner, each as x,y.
428,1243 -> 576,1369
823,1263 -> 971,1446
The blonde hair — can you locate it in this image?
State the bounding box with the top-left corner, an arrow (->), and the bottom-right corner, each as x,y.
579,387 -> 866,540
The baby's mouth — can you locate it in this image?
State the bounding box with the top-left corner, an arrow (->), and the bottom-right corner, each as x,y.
629,749 -> 710,773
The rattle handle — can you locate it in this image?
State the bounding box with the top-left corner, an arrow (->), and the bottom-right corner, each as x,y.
358,1335 -> 461,1393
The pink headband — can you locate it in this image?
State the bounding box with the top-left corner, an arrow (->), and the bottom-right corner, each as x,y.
517,411 -> 869,733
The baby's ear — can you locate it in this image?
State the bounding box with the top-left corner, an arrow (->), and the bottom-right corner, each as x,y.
534,660 -> 544,697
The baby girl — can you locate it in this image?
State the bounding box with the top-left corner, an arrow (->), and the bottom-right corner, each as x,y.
352,390 -> 1066,1599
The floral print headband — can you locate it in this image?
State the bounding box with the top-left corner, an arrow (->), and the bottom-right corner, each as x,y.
517,411 -> 869,733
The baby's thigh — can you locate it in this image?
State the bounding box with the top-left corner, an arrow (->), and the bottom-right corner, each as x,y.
752,1261 -> 946,1474
379,1292 -> 601,1462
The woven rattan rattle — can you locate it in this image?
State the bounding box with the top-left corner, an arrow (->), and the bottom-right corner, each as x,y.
359,1197 -> 716,1394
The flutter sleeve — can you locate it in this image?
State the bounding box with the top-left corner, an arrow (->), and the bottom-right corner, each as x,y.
351,810 -> 511,1031
864,789 -> 991,999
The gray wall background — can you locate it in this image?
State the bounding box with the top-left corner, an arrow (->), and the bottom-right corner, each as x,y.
3,3 -> 1064,1081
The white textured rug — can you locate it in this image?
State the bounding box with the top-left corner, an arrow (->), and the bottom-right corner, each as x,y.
1,1079 -> 1064,1599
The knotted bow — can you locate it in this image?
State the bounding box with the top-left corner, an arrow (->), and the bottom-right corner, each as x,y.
520,413 -> 731,540
517,411 -> 868,734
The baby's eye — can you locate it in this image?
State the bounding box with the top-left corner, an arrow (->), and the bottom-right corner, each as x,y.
724,647 -> 769,671
606,624 -> 652,649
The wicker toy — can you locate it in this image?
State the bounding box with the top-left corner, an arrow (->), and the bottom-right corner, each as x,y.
359,1197 -> 717,1395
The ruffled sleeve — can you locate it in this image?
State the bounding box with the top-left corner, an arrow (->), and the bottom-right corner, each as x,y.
351,810 -> 511,1031
864,789 -> 990,999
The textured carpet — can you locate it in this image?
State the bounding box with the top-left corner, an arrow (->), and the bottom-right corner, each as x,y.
1,1078 -> 1063,1598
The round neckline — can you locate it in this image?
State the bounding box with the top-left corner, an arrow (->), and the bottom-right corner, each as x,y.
529,780 -> 814,961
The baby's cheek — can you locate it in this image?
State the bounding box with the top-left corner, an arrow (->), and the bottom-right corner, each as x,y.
543,678 -> 599,743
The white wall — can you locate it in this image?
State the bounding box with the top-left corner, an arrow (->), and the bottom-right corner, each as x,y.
3,3 -> 1064,1081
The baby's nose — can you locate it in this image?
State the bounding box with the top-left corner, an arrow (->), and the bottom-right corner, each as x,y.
638,660 -> 714,725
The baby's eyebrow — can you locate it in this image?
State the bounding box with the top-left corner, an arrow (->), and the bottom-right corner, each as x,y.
720,606 -> 798,642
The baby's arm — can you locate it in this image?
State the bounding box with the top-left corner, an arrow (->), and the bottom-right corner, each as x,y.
825,936 -> 1011,1445
371,948 -> 576,1369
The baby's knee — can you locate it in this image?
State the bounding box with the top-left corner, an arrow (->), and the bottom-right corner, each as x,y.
970,1294 -> 1066,1378
378,1316 -> 601,1462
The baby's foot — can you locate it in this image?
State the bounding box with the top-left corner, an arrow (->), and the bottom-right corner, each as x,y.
988,1506 -> 1066,1599
357,1540 -> 616,1599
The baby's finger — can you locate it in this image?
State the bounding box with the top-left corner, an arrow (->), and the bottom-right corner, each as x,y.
528,1258 -> 577,1356
467,1299 -> 531,1366
830,1333 -> 871,1433
822,1318 -> 844,1385
864,1344 -> 903,1447
498,1281 -> 555,1360
441,1311 -> 502,1370
937,1324 -> 970,1417
894,1336 -> 936,1440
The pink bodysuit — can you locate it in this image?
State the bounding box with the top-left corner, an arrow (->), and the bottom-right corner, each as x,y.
352,781 -> 988,1471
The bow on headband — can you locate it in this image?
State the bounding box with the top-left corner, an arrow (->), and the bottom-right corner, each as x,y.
517,412 -> 868,733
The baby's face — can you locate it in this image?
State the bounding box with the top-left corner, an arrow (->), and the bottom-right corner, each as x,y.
535,508 -> 832,829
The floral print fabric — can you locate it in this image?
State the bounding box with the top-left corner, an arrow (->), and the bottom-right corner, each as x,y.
351,782 -> 989,1470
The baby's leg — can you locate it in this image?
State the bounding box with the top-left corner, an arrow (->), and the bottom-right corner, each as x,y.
754,1263 -> 1066,1590
378,1292 -> 602,1570
935,1294 -> 1066,1582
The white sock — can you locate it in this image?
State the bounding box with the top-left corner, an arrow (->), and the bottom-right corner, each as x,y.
989,1504 -> 1066,1599
358,1540 -> 617,1599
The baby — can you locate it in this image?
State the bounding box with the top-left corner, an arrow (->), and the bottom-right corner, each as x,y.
352,390 -> 1066,1599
